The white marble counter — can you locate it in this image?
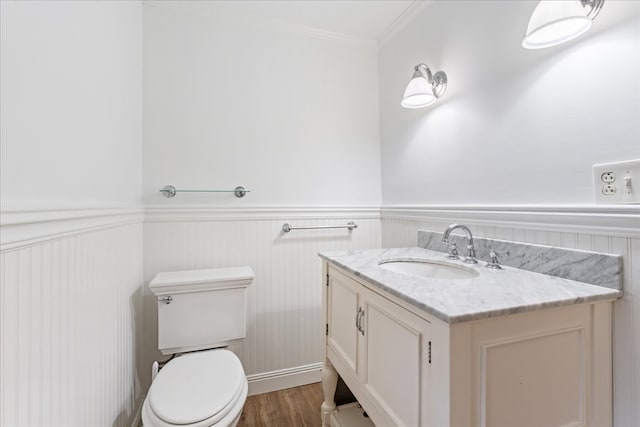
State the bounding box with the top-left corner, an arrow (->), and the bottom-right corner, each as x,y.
319,247 -> 622,324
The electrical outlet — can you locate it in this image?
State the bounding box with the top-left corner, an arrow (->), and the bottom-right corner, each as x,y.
593,159 -> 640,204
600,172 -> 616,183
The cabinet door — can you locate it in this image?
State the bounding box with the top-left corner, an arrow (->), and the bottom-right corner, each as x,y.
460,303 -> 599,427
327,268 -> 360,373
359,286 -> 431,427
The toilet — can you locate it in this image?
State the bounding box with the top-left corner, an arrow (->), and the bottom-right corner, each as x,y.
142,266 -> 255,427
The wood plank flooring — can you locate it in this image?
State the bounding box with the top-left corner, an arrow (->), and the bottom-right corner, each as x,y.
237,383 -> 324,427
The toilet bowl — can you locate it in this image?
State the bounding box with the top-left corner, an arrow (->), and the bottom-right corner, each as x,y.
146,267 -> 254,427
142,349 -> 248,427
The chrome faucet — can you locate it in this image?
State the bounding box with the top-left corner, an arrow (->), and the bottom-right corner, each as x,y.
441,224 -> 477,264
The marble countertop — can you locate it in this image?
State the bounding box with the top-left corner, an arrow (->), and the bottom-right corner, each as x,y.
319,247 -> 622,324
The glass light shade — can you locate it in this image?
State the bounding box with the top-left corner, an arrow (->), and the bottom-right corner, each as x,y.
401,75 -> 436,109
523,0 -> 592,49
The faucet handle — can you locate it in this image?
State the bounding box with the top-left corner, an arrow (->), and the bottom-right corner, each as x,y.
464,244 -> 478,264
446,243 -> 459,259
485,250 -> 503,269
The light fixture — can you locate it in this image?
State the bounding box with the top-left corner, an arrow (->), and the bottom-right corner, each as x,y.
522,0 -> 605,49
401,63 -> 448,109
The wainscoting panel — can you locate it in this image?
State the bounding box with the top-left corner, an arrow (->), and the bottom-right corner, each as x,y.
0,222 -> 144,427
143,210 -> 381,395
381,208 -> 639,427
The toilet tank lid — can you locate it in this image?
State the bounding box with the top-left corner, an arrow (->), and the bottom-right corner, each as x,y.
149,266 -> 254,295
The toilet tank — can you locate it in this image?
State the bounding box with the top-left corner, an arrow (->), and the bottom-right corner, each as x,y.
149,266 -> 254,355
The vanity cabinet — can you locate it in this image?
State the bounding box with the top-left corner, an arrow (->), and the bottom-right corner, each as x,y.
326,267 -> 432,427
321,262 -> 614,427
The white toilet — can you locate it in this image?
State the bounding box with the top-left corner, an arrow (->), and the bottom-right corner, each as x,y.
142,266 -> 255,427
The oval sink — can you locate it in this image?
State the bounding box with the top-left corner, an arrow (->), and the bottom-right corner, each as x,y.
378,260 -> 479,280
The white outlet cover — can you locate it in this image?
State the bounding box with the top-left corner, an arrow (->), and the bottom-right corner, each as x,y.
593,159 -> 640,204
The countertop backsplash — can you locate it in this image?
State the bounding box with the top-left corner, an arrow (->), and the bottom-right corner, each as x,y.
418,229 -> 622,290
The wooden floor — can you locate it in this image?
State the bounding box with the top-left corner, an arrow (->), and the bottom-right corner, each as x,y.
237,383 -> 324,427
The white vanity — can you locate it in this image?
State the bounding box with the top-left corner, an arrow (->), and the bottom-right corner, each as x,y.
319,240 -> 621,427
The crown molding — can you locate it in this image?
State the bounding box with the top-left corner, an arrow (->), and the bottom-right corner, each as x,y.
377,0 -> 431,47
143,2 -> 377,50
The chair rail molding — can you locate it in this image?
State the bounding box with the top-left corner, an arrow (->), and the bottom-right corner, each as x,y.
1,205 -> 144,252
144,205 -> 381,222
381,204 -> 640,238
3,203 -> 638,250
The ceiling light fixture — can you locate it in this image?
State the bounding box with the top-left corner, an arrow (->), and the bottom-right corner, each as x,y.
522,0 -> 605,50
401,63 -> 448,109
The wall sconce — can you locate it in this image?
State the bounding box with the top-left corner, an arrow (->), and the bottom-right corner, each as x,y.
401,63 -> 448,109
522,0 -> 605,49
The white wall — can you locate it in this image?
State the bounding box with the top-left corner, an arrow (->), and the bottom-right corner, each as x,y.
0,2 -> 145,426
378,2 -> 640,425
141,4 -> 382,395
379,0 -> 640,205
0,223 -> 144,427
0,0 -> 142,206
142,4 -> 381,206
143,211 -> 381,395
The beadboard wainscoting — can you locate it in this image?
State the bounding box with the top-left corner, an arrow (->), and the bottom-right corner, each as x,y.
0,211 -> 145,427
381,205 -> 640,427
143,206 -> 381,396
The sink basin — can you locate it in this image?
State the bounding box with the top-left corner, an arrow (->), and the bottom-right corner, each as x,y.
378,260 -> 479,280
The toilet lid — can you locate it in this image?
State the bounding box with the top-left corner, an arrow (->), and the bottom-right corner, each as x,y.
149,350 -> 245,425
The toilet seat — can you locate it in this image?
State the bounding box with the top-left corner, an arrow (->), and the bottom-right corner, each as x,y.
142,349 -> 248,427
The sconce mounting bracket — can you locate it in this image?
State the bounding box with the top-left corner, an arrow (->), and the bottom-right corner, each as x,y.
432,71 -> 448,99
582,0 -> 605,20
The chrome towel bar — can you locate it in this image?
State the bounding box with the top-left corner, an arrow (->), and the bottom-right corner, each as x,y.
282,222 -> 358,233
160,185 -> 249,198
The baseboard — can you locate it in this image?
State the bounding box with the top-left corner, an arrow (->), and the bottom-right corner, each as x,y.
247,362 -> 323,396
132,363 -> 321,421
